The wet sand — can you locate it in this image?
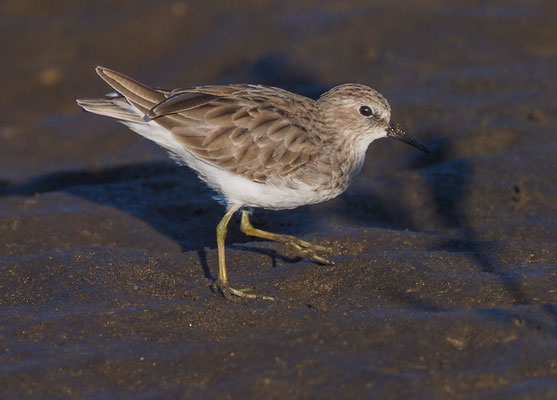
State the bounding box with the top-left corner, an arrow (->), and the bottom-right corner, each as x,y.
1,1 -> 557,398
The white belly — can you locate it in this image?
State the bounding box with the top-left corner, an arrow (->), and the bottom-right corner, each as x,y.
122,120 -> 330,210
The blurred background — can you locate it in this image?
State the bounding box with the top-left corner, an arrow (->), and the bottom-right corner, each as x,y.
1,1 -> 557,398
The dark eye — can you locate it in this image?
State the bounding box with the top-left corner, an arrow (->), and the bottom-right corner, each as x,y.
359,106 -> 373,117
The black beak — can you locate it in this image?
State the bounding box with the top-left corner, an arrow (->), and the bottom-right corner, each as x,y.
386,124 -> 429,154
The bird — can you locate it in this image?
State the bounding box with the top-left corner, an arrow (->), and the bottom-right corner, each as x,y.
77,66 -> 429,301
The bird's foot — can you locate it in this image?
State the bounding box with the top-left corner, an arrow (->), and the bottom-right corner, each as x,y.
216,280 -> 275,302
240,210 -> 334,265
283,237 -> 334,265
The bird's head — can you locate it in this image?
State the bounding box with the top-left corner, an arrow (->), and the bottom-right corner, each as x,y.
317,84 -> 429,153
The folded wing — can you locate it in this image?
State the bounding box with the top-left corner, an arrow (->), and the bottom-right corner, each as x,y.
83,67 -> 321,183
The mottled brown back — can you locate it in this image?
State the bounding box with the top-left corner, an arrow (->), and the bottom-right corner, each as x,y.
95,67 -> 323,183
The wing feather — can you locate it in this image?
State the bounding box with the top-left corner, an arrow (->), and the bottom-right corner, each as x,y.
146,92 -> 219,118
88,67 -> 322,184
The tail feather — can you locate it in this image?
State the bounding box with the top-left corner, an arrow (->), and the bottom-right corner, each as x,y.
77,67 -> 188,157
94,66 -> 165,114
76,66 -> 168,122
76,96 -> 145,123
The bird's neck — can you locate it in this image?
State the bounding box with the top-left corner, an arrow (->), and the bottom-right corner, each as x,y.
319,137 -> 371,197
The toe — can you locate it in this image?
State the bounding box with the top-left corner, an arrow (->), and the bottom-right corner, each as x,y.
217,280 -> 275,301
311,254 -> 334,265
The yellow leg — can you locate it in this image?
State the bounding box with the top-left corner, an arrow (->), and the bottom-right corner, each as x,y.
240,210 -> 333,265
216,208 -> 275,301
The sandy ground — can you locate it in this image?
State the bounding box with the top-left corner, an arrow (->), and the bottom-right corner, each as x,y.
1,0 -> 557,398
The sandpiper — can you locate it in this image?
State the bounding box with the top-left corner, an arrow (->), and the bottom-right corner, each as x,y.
77,67 -> 428,301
